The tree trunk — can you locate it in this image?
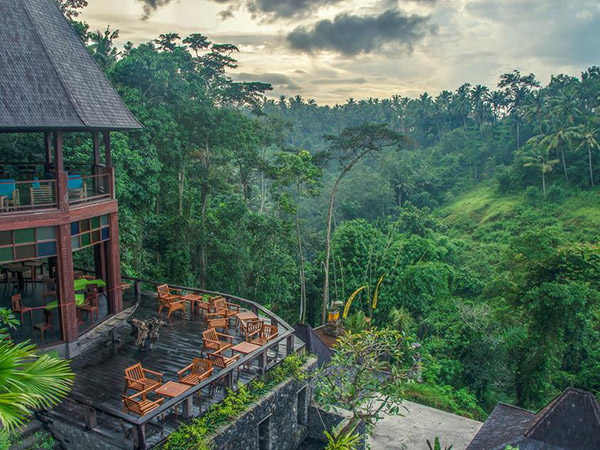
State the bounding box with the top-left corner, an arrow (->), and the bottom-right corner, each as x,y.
589,147 -> 595,187
178,158 -> 185,217
322,175 -> 344,324
516,122 -> 521,149
296,205 -> 307,324
542,172 -> 546,196
560,147 -> 568,182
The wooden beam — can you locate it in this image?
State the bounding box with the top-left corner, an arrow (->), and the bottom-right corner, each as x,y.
44,132 -> 52,167
92,132 -> 101,169
106,212 -> 123,314
53,131 -> 64,172
56,223 -> 77,343
103,132 -> 111,167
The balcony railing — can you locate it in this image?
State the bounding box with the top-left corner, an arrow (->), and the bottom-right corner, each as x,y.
68,173 -> 112,206
0,162 -> 114,215
0,178 -> 57,212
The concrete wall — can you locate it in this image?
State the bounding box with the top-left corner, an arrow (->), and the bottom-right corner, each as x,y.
210,358 -> 317,450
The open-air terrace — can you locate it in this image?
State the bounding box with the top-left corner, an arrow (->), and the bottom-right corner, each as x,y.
43,283 -> 304,449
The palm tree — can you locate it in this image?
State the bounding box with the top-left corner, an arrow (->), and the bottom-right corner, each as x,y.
532,120 -> 577,182
574,124 -> 600,187
0,310 -> 74,435
522,146 -> 560,196
87,26 -> 120,69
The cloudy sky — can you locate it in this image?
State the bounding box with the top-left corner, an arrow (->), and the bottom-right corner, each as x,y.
80,0 -> 600,104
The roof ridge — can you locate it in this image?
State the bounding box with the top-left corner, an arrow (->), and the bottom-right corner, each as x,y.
495,402 -> 535,414
21,0 -> 86,127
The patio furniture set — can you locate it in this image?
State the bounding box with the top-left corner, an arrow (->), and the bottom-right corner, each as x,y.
121,285 -> 280,417
2,264 -> 107,343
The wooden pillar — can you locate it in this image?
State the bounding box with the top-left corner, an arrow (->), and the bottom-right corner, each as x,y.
53,132 -> 69,212
92,131 -> 101,172
56,223 -> 77,343
133,424 -> 146,450
94,244 -> 106,282
106,212 -> 123,314
44,132 -> 53,174
103,131 -> 111,167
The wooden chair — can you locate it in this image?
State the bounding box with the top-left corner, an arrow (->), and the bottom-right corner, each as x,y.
124,363 -> 163,393
122,386 -> 164,416
207,317 -> 228,332
209,297 -> 240,321
201,328 -> 233,354
178,358 -> 213,387
33,310 -> 52,345
78,287 -> 100,323
242,319 -> 264,342
250,324 -> 279,346
42,278 -> 57,304
157,284 -> 185,319
208,346 -> 240,370
11,293 -> 33,327
30,184 -> 53,206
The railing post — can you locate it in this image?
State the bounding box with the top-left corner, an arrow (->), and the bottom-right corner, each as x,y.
133,424 -> 146,450
287,334 -> 294,356
182,397 -> 193,419
258,349 -> 267,374
84,406 -> 97,430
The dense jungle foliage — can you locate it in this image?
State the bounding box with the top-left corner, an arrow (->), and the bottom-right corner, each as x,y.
4,4 -> 600,416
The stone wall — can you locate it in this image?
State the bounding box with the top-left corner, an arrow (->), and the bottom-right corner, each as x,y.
210,358 -> 317,450
307,406 -> 366,450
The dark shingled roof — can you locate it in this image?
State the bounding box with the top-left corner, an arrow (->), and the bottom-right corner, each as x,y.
467,388 -> 600,450
293,324 -> 333,368
0,0 -> 141,132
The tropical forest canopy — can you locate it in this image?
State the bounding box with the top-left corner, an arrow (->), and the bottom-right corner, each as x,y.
4,4 -> 600,417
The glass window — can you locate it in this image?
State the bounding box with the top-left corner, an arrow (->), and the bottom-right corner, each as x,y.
91,230 -> 101,244
14,228 -> 35,244
15,244 -> 35,260
101,228 -> 109,241
91,217 -> 100,229
81,233 -> 90,247
0,247 -> 13,263
101,215 -> 109,226
80,220 -> 90,232
71,222 -> 79,236
0,231 -> 11,246
71,236 -> 81,250
36,226 -> 56,241
37,242 -> 57,258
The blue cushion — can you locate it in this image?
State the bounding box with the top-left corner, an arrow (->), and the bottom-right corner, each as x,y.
32,177 -> 41,189
0,180 -> 15,199
68,174 -> 83,190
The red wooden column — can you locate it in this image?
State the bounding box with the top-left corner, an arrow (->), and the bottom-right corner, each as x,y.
53,131 -> 78,342
56,223 -> 78,342
106,212 -> 123,314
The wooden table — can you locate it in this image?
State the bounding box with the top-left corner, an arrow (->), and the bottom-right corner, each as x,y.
181,293 -> 209,316
235,311 -> 258,328
155,381 -> 190,398
155,381 -> 192,419
231,341 -> 260,355
23,260 -> 43,282
4,263 -> 29,290
231,341 -> 260,372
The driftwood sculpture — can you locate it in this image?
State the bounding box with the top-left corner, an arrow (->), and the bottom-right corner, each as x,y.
132,318 -> 165,350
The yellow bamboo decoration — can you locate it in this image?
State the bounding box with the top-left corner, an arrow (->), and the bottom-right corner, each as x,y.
343,285 -> 368,319
371,273 -> 386,310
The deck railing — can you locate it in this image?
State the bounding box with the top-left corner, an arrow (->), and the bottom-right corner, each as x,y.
68,276 -> 298,450
0,178 -> 57,212
0,162 -> 115,215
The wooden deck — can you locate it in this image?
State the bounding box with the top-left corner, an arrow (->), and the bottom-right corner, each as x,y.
45,290 -> 304,449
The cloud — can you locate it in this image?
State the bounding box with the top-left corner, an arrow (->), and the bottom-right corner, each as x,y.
287,9 -> 435,55
136,0 -> 177,20
311,77 -> 367,85
209,0 -> 344,21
